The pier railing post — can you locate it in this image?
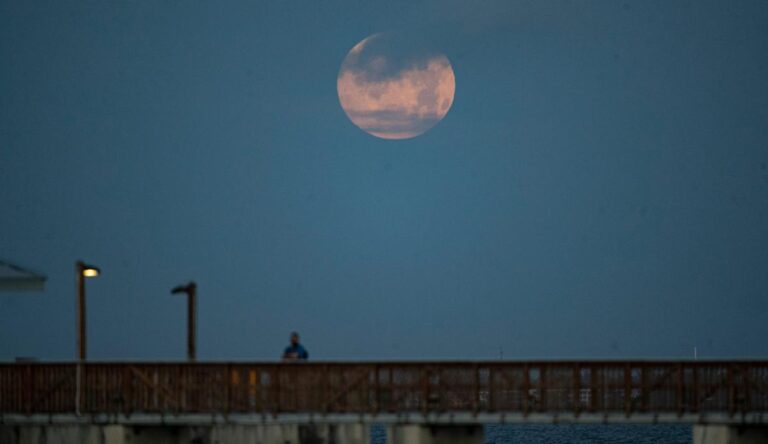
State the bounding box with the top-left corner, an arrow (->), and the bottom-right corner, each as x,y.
573,364 -> 581,417
523,363 -> 530,417
677,363 -> 684,416
624,364 -> 631,417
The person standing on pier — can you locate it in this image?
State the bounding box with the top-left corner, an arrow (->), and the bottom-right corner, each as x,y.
282,331 -> 309,361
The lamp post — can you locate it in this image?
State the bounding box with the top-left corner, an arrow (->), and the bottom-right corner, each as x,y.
171,281 -> 197,361
75,260 -> 100,361
74,260 -> 98,416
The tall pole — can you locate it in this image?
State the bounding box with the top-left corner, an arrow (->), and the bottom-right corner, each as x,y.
188,282 -> 196,361
73,260 -> 98,416
76,261 -> 86,361
172,282 -> 197,361
75,260 -> 85,416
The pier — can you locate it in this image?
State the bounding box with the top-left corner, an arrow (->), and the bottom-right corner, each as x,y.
2,360 -> 767,443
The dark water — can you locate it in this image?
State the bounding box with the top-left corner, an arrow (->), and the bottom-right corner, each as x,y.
485,424 -> 692,443
370,424 -> 692,443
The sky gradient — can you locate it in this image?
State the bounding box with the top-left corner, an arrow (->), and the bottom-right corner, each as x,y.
1,1 -> 767,361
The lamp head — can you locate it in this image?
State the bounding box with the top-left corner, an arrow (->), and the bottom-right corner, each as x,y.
77,261 -> 100,278
172,281 -> 196,295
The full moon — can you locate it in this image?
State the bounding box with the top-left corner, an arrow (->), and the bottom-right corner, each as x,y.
337,33 -> 456,140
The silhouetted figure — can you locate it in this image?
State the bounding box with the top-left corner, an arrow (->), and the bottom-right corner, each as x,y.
282,331 -> 308,361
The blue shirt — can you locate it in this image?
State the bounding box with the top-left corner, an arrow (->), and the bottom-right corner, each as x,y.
283,344 -> 308,360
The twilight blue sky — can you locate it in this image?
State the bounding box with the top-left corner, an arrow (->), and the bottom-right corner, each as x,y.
1,1 -> 767,361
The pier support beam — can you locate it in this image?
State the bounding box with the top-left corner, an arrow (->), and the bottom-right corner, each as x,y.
387,424 -> 484,444
0,425 -> 102,444
0,424 -> 370,444
694,425 -> 768,444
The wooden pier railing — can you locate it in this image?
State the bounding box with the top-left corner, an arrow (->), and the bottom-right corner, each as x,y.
1,361 -> 767,417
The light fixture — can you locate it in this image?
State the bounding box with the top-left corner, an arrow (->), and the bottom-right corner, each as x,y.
81,266 -> 100,277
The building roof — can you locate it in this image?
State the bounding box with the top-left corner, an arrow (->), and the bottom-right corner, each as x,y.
0,260 -> 46,291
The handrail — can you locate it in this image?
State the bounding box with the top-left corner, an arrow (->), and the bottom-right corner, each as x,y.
1,361 -> 766,416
